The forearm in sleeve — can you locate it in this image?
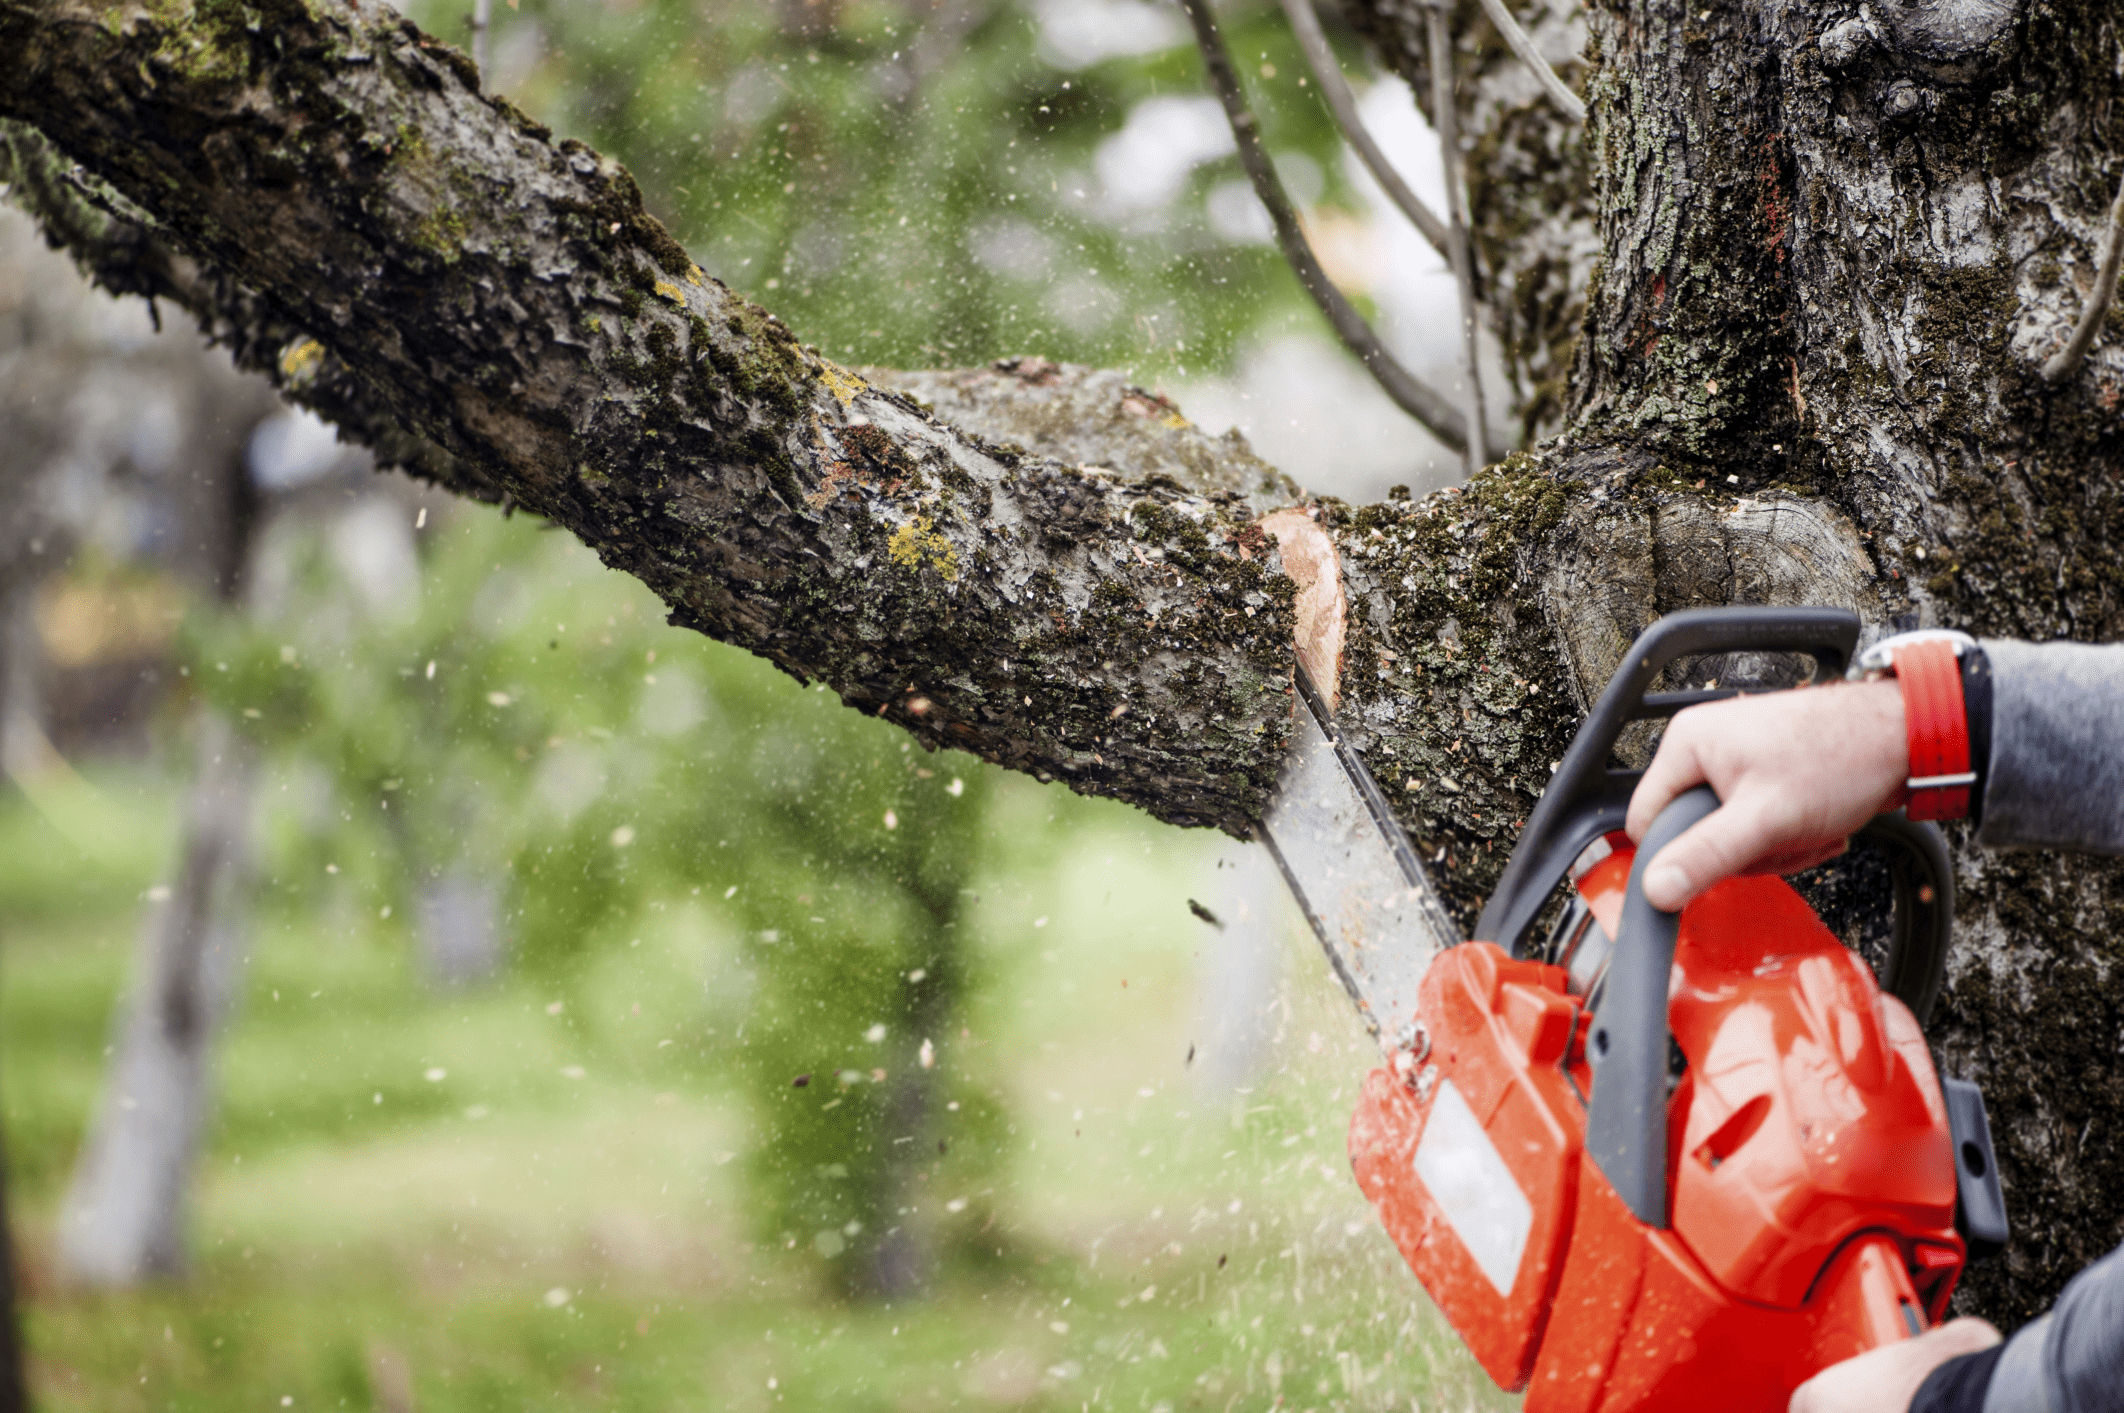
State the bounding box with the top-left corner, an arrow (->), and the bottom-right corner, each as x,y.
1974,639 -> 2124,855
1909,1242 -> 2124,1413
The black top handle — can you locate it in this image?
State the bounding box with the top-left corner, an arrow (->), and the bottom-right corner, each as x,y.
1586,785 -> 1721,1227
1584,789 -> 1957,1225
1475,606 -> 1862,959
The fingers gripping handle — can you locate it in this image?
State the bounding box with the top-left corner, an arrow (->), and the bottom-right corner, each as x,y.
1477,606 -> 1861,960
1585,785 -> 1721,1229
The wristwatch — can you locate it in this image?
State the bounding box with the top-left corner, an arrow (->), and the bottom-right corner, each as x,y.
1851,629 -> 1984,823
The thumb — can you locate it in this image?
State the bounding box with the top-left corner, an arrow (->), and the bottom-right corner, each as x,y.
1640,797 -> 1777,911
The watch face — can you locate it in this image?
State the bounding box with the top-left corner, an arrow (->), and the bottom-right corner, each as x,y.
1854,628 -> 1977,678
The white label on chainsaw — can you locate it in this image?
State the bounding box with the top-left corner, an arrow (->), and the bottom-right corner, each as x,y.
1415,1079 -> 1533,1297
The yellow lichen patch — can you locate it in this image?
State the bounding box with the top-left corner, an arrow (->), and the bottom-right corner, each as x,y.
816,358 -> 868,410
653,280 -> 687,306
278,337 -> 325,387
887,516 -> 959,582
689,264 -> 709,286
1161,411 -> 1190,430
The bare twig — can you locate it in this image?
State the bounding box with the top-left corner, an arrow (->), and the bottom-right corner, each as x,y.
1425,1 -> 1490,474
2042,165 -> 2124,384
1473,0 -> 1586,123
1179,0 -> 1496,460
1277,0 -> 1451,259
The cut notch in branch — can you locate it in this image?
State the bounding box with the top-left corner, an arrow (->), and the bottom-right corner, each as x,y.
1474,0 -> 1586,123
1277,0 -> 1451,259
2041,164 -> 2124,384
1178,0 -> 1500,461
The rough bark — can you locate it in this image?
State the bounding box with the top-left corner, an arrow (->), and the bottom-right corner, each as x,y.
0,11 -> 1301,836
3,0 -> 2121,1319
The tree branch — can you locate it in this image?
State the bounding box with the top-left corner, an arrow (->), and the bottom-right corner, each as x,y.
2041,163 -> 2124,384
1472,0 -> 1586,123
0,0 -> 1307,835
1178,0 -> 1503,461
0,120 -> 492,502
1276,0 -> 1451,258
1423,0 -> 1490,477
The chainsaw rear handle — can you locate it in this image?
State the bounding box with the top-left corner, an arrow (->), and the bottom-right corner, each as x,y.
1856,810 -> 1955,1027
1478,606 -> 1861,959
1586,785 -> 1720,1228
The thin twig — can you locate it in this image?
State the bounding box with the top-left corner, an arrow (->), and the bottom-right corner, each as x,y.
1474,0 -> 1586,123
1426,1 -> 1490,475
1277,0 -> 1451,259
1179,0 -> 1494,460
2042,165 -> 2124,384
469,0 -> 492,80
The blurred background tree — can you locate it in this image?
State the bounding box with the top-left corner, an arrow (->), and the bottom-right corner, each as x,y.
186,499 -> 1012,1301
0,0 -> 1513,1405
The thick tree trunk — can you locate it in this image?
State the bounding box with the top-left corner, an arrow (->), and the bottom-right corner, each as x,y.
58,712 -> 255,1284
3,0 -> 2119,1319
1354,0 -> 2124,1324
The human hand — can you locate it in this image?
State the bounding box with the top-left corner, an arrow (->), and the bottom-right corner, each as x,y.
1786,1317 -> 2001,1413
1626,679 -> 1909,910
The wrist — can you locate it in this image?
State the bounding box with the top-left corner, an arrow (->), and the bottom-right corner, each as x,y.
1853,630 -> 1979,823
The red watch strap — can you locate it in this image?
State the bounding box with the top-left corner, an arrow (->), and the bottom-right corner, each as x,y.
1895,638 -> 1973,822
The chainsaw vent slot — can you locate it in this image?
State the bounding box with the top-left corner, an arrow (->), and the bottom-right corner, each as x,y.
1694,1094 -> 1771,1170
1961,1141 -> 1987,1179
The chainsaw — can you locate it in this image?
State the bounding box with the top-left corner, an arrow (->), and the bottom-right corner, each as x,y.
1259,605 -> 2010,1413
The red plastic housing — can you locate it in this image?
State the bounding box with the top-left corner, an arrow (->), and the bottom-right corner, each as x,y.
1349,843 -> 1963,1413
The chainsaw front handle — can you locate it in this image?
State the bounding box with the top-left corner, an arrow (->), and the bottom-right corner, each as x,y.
1587,785 -> 1720,1228
1479,606 -> 1955,1028
1479,606 -> 1862,959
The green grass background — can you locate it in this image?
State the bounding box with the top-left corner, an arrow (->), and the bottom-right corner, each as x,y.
1,759 -> 1514,1411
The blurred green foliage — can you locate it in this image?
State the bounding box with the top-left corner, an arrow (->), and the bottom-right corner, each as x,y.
3,501 -> 1510,1401
392,0 -> 1372,379
2,750 -> 1514,1412
160,0 -> 1396,1287
178,501 -> 1019,1293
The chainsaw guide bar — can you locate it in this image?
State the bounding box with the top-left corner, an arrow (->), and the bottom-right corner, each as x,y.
1259,662 -> 1461,1046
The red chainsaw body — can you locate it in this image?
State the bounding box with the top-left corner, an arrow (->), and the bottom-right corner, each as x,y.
1348,840 -> 1963,1413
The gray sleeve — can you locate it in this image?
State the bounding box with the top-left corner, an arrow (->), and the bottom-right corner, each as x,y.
1974,639 -> 2124,856
1983,1242 -> 2124,1413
